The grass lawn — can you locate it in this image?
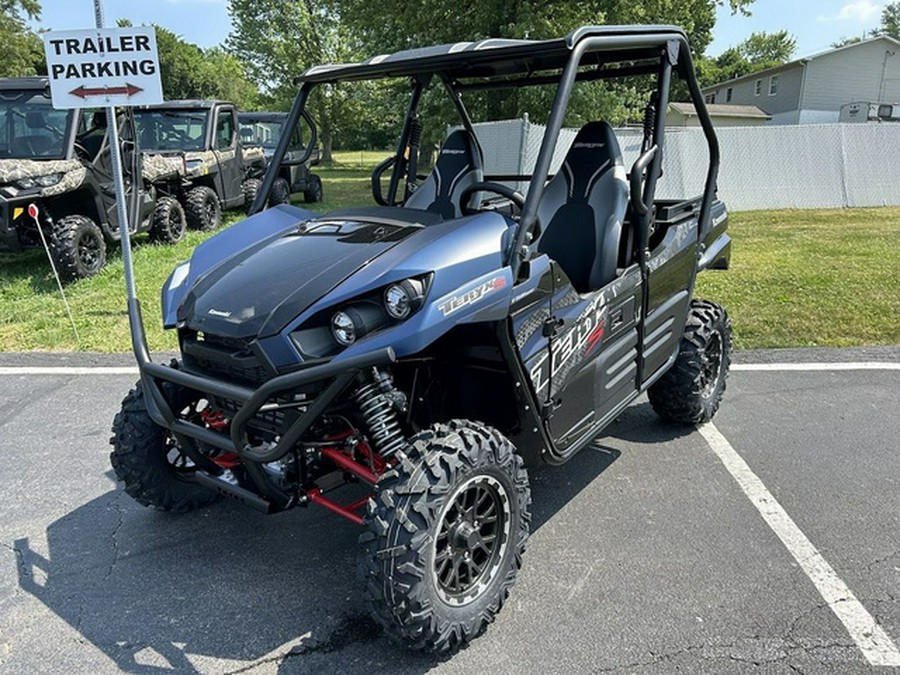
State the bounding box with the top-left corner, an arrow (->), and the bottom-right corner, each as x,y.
695,208 -> 900,349
0,168 -> 897,353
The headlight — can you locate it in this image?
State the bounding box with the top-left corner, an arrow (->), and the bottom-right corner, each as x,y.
184,158 -> 205,173
331,310 -> 356,346
330,303 -> 387,347
35,173 -> 63,187
384,278 -> 426,320
384,284 -> 412,319
15,174 -> 62,190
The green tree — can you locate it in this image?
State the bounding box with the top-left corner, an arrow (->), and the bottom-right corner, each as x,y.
201,47 -> 259,110
337,0 -> 754,59
879,1 -> 900,39
738,30 -> 796,65
1,0 -> 44,77
334,0 -> 757,129
227,0 -> 756,153
698,30 -> 796,87
120,21 -> 258,109
832,36 -> 863,48
226,0 -> 362,160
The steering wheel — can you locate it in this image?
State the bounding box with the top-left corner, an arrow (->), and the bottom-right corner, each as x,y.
162,128 -> 190,144
73,140 -> 91,159
459,181 -> 526,216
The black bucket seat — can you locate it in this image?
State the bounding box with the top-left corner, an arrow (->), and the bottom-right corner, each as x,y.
405,129 -> 483,218
536,121 -> 629,292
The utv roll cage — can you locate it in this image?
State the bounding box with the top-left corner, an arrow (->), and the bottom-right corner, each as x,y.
127,24 -> 720,514
249,24 -> 720,278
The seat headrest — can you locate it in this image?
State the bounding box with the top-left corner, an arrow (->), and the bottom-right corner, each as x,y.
558,121 -> 622,202
91,110 -> 108,128
438,129 -> 482,168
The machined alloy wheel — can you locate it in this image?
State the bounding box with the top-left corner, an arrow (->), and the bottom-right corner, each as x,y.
360,420 -> 530,653
433,474 -> 511,607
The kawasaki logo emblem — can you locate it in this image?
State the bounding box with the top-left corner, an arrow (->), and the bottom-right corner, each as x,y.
439,277 -> 506,316
207,309 -> 232,318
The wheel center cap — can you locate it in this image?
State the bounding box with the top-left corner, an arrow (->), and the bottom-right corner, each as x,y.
452,521 -> 481,549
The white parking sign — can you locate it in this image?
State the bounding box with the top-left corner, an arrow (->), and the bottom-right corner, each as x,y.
43,26 -> 163,109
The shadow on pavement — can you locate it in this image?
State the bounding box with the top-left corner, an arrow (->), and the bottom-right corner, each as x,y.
12,408 -> 689,673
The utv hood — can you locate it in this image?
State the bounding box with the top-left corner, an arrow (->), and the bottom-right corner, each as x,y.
0,158 -> 86,198
141,150 -> 218,182
178,215 -> 424,339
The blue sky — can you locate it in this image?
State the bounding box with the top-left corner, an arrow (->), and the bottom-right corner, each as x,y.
32,0 -> 890,59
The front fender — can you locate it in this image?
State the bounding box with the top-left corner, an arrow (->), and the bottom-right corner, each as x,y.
276,212 -> 516,363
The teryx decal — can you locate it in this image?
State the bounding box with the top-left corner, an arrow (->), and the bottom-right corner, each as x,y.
529,298 -> 608,396
439,276 -> 506,316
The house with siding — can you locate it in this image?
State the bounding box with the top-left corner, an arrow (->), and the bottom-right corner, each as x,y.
702,36 -> 900,125
666,102 -> 770,127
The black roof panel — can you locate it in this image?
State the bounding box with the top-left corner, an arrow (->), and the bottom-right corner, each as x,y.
297,25 -> 688,83
0,77 -> 50,91
138,99 -> 230,110
238,112 -> 288,122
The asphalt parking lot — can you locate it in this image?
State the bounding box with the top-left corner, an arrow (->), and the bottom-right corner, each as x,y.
1,346 -> 899,674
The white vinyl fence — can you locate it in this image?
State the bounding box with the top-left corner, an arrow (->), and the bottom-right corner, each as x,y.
470,118 -> 900,211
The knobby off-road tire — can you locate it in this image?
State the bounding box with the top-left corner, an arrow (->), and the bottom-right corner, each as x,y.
242,178 -> 263,214
269,177 -> 291,206
359,420 -> 531,653
184,185 -> 222,231
48,214 -> 107,280
149,196 -> 187,244
648,299 -> 733,424
303,174 -> 323,203
110,383 -> 219,513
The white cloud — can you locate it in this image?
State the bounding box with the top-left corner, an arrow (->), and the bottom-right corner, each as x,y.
818,0 -> 883,23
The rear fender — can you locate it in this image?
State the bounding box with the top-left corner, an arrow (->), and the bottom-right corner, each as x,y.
699,200 -> 730,271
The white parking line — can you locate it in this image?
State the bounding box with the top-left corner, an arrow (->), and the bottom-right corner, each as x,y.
733,362 -> 900,371
0,366 -> 138,375
698,422 -> 900,667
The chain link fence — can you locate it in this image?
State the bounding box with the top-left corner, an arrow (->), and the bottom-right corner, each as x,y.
469,118 -> 900,211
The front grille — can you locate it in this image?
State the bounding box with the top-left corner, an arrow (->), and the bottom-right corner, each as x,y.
181,332 -> 271,386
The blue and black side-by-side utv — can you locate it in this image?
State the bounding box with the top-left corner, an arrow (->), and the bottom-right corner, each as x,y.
110,25 -> 733,652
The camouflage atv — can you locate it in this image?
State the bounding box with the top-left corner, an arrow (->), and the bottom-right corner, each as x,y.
0,77 -> 156,280
238,110 -> 322,208
135,101 -> 269,231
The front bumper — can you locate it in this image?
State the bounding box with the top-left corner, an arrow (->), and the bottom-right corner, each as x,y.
132,300 -> 395,512
0,196 -> 30,252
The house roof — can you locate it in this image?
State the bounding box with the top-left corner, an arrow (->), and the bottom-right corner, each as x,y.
669,102 -> 770,119
702,35 -> 900,92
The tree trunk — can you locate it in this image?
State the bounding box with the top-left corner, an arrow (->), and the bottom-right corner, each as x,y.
321,131 -> 333,164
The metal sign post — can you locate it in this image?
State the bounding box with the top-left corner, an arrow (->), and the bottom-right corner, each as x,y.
93,0 -> 136,301
42,1 -> 163,359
